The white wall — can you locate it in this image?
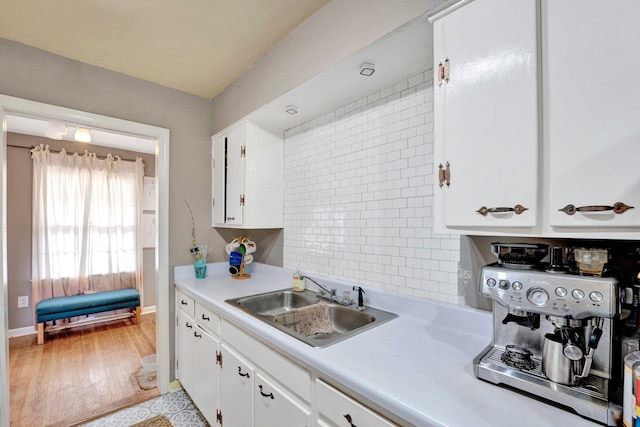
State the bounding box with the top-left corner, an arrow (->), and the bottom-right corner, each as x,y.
283,69 -> 462,304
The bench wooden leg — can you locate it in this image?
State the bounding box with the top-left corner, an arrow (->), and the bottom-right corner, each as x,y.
37,323 -> 44,345
135,306 -> 141,324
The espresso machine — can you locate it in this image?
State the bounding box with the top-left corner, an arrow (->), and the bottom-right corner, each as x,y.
473,244 -> 621,426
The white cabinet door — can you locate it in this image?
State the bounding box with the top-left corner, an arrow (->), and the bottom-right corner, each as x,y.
315,380 -> 397,427
212,136 -> 226,226
254,373 -> 310,427
212,125 -> 245,227
220,343 -> 254,427
433,0 -> 538,230
211,121 -> 283,229
192,325 -> 220,425
545,0 -> 640,228
176,310 -> 195,396
224,126 -> 245,226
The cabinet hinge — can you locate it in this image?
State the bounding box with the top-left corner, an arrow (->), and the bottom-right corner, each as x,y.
216,409 -> 223,426
438,162 -> 451,188
240,195 -> 245,206
240,146 -> 246,157
216,351 -> 223,367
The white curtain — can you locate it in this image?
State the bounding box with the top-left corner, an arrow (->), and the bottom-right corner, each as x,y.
31,145 -> 144,307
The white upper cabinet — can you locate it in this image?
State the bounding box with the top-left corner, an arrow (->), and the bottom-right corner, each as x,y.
432,0 -> 640,239
544,0 -> 640,229
432,0 -> 539,231
211,121 -> 283,229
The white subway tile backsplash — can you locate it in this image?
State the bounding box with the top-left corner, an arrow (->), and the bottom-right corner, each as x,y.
283,69 -> 461,304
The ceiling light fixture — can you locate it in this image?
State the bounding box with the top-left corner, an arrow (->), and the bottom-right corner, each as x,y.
44,122 -> 67,140
360,62 -> 375,77
285,105 -> 298,115
74,127 -> 92,143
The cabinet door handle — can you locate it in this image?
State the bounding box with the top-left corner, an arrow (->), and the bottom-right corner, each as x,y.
343,414 -> 357,427
194,331 -> 201,338
238,367 -> 250,378
258,384 -> 274,399
438,162 -> 451,188
558,202 -> 634,216
476,204 -> 528,216
227,216 -> 235,221
201,314 -> 210,321
180,300 -> 188,305
185,322 -> 192,329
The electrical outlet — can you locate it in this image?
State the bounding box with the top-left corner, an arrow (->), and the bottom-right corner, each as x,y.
18,296 -> 29,308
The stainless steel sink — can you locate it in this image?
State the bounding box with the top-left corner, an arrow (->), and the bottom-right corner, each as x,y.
225,289 -> 398,347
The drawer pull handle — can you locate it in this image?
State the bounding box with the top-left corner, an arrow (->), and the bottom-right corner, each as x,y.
227,216 -> 235,221
258,385 -> 274,399
180,300 -> 188,305
476,204 -> 528,216
238,367 -> 250,378
185,322 -> 192,329
558,202 -> 634,216
194,331 -> 201,338
201,314 -> 210,321
344,414 -> 357,427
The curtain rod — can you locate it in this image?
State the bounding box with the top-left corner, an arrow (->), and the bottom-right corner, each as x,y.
7,144 -> 145,163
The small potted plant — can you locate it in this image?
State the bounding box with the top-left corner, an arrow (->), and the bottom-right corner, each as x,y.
186,200 -> 208,279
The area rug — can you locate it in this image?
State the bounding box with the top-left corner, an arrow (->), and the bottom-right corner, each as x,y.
130,415 -> 173,427
77,389 -> 207,427
135,367 -> 157,390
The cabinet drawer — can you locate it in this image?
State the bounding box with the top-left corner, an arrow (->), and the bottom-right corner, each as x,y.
316,380 -> 397,427
255,372 -> 310,427
176,290 -> 195,316
195,302 -> 219,335
221,320 -> 311,402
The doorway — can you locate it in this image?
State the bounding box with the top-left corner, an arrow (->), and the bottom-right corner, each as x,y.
0,95 -> 171,426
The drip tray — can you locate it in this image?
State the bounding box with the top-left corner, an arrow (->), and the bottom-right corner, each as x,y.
482,347 -> 608,401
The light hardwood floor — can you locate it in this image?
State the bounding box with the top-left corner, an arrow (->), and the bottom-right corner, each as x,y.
9,313 -> 159,427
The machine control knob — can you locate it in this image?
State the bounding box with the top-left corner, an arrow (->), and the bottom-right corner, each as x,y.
498,280 -> 510,290
572,289 -> 586,300
487,278 -> 496,287
512,281 -> 523,291
555,287 -> 568,298
527,287 -> 550,307
589,291 -> 604,303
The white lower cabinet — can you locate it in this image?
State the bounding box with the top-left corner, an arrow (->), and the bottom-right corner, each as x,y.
219,343 -> 254,427
191,325 -> 219,424
255,372 -> 311,426
176,294 -> 221,426
316,380 -> 397,427
176,309 -> 195,395
176,289 -> 402,426
220,319 -> 311,426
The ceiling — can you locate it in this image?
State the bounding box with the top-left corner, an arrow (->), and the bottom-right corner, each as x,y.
0,0 -> 330,100
1,0 -> 435,147
5,114 -> 157,154
246,16 -> 433,133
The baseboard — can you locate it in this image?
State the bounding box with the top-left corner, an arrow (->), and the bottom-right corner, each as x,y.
8,326 -> 36,338
9,305 -> 157,338
142,305 -> 156,314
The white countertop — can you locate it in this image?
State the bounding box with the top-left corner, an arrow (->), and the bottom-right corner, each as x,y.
174,262 -> 600,427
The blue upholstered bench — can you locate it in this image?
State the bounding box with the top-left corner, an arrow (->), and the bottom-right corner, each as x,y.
36,288 -> 141,344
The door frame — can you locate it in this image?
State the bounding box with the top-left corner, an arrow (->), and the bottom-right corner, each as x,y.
0,95 -> 171,426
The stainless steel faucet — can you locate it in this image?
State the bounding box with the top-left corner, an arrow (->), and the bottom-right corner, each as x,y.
301,275 -> 352,306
